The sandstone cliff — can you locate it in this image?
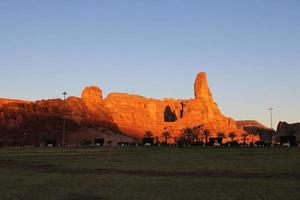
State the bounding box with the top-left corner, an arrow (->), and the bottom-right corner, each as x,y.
0,72 -> 238,145
0,96 -> 119,146
236,120 -> 267,129
103,72 -> 236,140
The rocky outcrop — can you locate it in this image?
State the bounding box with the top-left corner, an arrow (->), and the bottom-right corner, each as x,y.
103,72 -> 236,139
236,120 -> 267,129
277,121 -> 300,141
194,72 -> 213,101
0,96 -> 119,146
81,86 -> 103,105
0,72 -> 239,145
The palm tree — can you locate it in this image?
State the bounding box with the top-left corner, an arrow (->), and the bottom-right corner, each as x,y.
173,137 -> 178,143
255,127 -> 277,144
161,131 -> 171,144
181,128 -> 194,144
192,125 -> 204,142
228,132 -> 237,142
144,131 -> 153,138
217,132 -> 225,139
154,136 -> 160,144
203,129 -> 211,143
244,126 -> 258,144
241,132 -> 248,144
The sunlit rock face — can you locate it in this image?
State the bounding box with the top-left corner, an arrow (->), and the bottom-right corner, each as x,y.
194,72 -> 213,101
81,86 -> 103,106
0,72 -> 238,145
103,72 -> 237,139
236,120 -> 267,129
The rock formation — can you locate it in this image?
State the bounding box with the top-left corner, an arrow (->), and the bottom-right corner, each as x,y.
277,121 -> 300,142
236,120 -> 267,129
194,72 -> 213,101
81,86 -> 103,106
0,72 -> 239,146
103,72 -> 236,140
0,96 -> 119,146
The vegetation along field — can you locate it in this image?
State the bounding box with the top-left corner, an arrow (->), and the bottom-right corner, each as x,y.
0,147 -> 300,200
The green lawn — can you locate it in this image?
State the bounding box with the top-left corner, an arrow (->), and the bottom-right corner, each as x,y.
0,147 -> 299,200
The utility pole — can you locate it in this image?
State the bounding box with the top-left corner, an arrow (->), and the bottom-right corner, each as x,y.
62,91 -> 67,147
269,107 -> 274,129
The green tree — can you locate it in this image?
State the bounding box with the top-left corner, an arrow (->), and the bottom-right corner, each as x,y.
217,132 -> 225,139
144,131 -> 153,138
241,132 -> 248,144
228,132 -> 237,142
192,125 -> 204,142
154,136 -> 160,144
181,128 -> 194,144
255,127 -> 277,143
161,131 -> 171,144
244,126 -> 258,144
203,129 -> 211,143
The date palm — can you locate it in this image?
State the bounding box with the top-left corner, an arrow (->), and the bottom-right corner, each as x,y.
217,132 -> 225,139
161,131 -> 171,144
192,125 -> 204,142
144,131 -> 153,138
228,132 -> 237,142
181,128 -> 194,144
241,132 -> 248,144
244,126 -> 258,144
203,129 -> 211,143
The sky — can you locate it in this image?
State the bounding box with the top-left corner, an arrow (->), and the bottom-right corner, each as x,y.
0,0 -> 300,128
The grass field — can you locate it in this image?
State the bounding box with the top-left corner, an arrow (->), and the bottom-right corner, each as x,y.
0,147 -> 299,200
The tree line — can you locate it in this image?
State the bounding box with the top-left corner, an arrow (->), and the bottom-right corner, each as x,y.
144,125 -> 277,145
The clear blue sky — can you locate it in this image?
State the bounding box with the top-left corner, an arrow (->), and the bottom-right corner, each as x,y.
1,0 -> 299,128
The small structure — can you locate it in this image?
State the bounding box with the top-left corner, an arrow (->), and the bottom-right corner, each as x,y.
143,137 -> 154,146
44,139 -> 56,147
208,138 -> 222,146
279,136 -> 296,146
117,142 -> 130,147
94,138 -> 104,146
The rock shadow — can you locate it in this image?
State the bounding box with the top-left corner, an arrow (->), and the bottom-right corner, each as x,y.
164,106 -> 177,122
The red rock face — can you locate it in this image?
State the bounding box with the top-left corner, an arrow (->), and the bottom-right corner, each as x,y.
103,72 -> 237,139
194,72 -> 213,101
0,96 -> 118,146
0,72 -> 240,145
236,120 -> 267,129
81,86 -> 103,105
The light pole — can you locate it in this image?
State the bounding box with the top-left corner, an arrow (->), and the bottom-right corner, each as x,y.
62,91 -> 67,147
268,107 -> 274,129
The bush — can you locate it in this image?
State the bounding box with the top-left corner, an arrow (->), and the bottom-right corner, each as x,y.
176,138 -> 190,147
192,141 -> 204,146
225,141 -> 239,147
255,141 -> 266,147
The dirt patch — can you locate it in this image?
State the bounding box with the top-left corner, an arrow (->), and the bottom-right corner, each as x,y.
1,159 -> 299,180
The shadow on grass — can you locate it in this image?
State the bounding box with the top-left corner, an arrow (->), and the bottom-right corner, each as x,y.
1,159 -> 300,180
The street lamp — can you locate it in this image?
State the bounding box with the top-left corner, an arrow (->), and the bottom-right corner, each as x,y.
268,107 -> 274,129
62,91 -> 67,147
